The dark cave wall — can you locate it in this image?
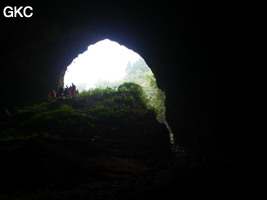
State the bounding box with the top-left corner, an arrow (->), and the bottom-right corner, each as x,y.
0,1 -> 243,156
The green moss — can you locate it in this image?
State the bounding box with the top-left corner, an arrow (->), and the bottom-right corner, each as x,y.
17,100 -> 56,113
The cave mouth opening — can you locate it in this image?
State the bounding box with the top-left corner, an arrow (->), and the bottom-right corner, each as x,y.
63,39 -> 173,143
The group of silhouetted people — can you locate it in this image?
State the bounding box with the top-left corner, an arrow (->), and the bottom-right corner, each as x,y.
47,83 -> 79,99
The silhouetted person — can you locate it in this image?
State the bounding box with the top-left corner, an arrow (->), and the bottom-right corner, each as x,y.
64,85 -> 69,97
71,83 -> 76,96
58,85 -> 63,98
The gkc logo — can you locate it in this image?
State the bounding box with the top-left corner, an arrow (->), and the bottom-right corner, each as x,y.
3,6 -> 33,18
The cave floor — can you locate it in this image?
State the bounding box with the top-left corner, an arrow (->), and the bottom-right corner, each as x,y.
0,136 -> 186,200
0,111 -> 259,200
0,137 -> 258,200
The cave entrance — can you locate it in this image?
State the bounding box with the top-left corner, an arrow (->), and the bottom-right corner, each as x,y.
63,39 -> 173,143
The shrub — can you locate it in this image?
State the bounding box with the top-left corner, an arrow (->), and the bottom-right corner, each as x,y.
118,82 -> 143,96
117,82 -> 149,109
91,88 -> 105,100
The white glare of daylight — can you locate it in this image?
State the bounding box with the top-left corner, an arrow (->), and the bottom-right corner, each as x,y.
64,39 -> 140,90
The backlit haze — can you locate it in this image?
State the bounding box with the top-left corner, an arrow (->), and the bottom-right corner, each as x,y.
64,39 -> 140,91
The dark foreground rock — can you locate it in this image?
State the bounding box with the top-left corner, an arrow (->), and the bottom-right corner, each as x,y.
0,136 -> 260,200
0,102 -> 259,199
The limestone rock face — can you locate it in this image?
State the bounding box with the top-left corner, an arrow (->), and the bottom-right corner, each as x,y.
0,1 -> 247,157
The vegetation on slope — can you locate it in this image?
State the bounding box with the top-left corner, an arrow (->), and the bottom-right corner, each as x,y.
0,82 -> 156,141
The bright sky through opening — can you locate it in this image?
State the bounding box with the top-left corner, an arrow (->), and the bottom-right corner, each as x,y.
64,39 -> 140,90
